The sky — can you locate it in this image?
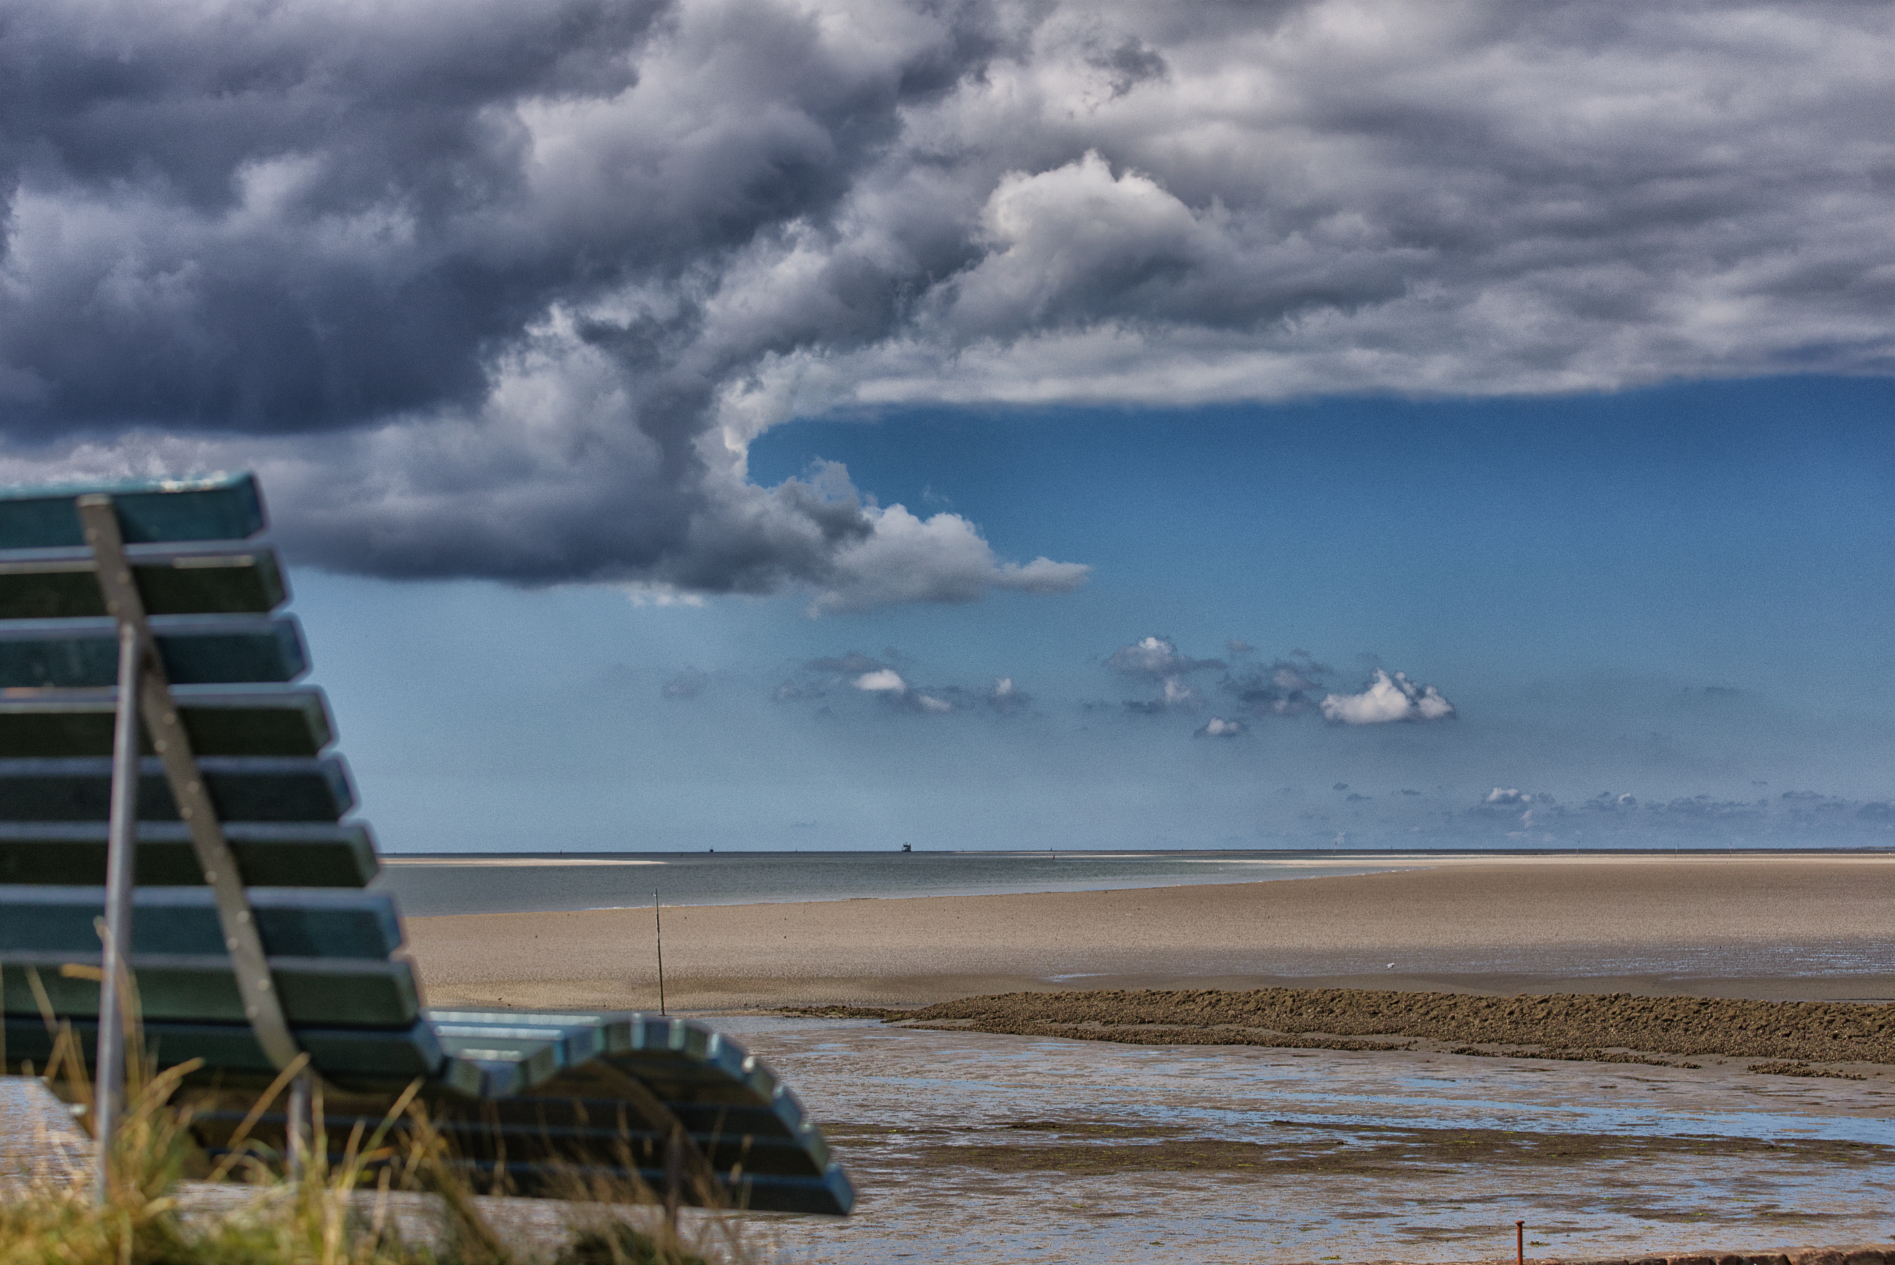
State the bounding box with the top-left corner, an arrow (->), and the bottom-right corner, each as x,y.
3,0 -> 1895,850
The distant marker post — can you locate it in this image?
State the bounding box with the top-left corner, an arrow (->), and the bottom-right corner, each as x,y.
653,892 -> 666,1016
1515,1220 -> 1525,1265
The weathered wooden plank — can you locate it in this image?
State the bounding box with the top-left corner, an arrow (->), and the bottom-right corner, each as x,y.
429,1017 -> 607,1067
0,617 -> 308,687
0,755 -> 354,822
0,474 -> 264,549
0,886 -> 402,958
486,1123 -> 823,1178
0,550 -> 287,619
0,689 -> 333,757
3,1014 -> 442,1082
426,1094 -> 836,1175
0,821 -> 376,886
0,952 -> 421,1027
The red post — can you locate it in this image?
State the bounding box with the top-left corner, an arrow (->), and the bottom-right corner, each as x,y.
1516,1220 -> 1525,1265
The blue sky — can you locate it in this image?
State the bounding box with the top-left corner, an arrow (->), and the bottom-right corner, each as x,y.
5,0 -> 1895,850
286,376 -> 1895,852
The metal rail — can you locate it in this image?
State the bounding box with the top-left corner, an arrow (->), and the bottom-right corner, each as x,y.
79,494 -> 310,1200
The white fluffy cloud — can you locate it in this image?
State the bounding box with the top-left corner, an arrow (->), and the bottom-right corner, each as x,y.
808,502 -> 1088,615
854,669 -> 907,692
1321,670 -> 1457,725
5,0 -> 1894,604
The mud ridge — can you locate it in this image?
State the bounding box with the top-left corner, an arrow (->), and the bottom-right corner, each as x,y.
785,987 -> 1895,1066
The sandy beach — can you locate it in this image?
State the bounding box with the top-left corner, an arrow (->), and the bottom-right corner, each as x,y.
392,854 -> 1895,1260
14,853 -> 1895,1263
402,854 -> 1895,1011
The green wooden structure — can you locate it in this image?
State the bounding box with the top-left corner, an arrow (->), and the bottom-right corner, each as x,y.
0,474 -> 854,1216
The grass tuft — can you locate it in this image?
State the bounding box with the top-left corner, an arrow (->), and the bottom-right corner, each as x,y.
3,1011 -> 754,1265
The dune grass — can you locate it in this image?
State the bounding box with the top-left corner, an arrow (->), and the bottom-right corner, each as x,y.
2,1009 -> 746,1265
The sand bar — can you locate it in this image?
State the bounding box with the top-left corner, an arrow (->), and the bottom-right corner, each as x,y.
403,853 -> 1895,1010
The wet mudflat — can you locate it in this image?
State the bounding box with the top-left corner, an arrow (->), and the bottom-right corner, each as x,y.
10,1018 -> 1895,1264
725,1018 -> 1895,1265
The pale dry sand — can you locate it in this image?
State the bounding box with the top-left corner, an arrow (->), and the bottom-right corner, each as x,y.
401,854 -> 1895,1011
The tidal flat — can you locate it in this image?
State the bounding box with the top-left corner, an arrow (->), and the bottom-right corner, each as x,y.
730,1018 -> 1895,1265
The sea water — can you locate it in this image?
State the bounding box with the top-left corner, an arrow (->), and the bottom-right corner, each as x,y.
369,849 -> 1403,915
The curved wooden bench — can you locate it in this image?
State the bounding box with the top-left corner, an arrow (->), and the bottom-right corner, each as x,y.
0,473 -> 852,1215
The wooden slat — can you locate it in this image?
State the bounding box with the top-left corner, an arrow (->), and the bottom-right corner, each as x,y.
3,1014 -> 442,1083
0,689 -> 333,757
0,550 -> 286,619
439,1115 -> 829,1174
0,755 -> 354,822
0,952 -> 421,1027
0,474 -> 264,549
0,822 -> 377,887
0,617 -> 308,687
432,1021 -> 607,1068
432,1035 -> 565,1090
0,886 -> 402,958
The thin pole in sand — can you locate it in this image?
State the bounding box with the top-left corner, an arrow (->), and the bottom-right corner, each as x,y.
1515,1219 -> 1525,1265
653,892 -> 666,1016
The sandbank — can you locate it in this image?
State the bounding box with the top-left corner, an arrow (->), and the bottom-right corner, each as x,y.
402,853 -> 1895,1011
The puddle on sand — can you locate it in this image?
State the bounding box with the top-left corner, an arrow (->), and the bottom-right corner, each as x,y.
735,1020 -> 1895,1265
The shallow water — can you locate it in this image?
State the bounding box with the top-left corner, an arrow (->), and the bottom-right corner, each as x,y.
728,1018 -> 1895,1264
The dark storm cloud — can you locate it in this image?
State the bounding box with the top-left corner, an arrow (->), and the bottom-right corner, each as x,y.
5,0 -> 1895,602
0,0 -> 661,433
